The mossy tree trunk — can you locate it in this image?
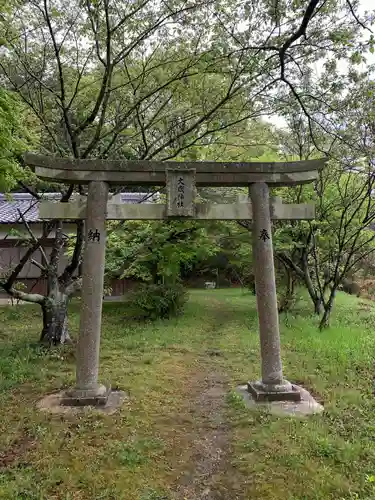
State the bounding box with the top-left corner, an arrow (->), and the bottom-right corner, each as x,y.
1,220 -> 83,346
40,291 -> 71,344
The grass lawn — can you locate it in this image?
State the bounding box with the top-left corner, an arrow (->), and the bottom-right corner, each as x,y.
1,289 -> 375,499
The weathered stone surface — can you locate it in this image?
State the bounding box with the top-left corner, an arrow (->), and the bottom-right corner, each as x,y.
25,152 -> 326,187
166,168 -> 196,217
61,384 -> 110,406
250,182 -> 284,386
24,153 -> 327,173
32,166 -> 323,186
37,390 -> 127,415
75,181 -> 109,398
237,385 -> 324,417
247,381 -> 301,402
39,199 -> 316,221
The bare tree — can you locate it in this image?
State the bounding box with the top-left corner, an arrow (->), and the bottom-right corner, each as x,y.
274,76 -> 375,327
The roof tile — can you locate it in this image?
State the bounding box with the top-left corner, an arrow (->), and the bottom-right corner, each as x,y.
0,192 -> 157,223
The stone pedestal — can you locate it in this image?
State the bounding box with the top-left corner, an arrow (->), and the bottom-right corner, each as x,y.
62,181 -> 109,406
39,389 -> 127,415
237,385 -> 323,417
249,182 -> 300,402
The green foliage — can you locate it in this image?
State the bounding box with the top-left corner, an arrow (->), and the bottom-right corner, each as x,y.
104,215 -> 257,289
180,218 -> 254,286
226,391 -> 247,410
286,164 -> 375,270
140,491 -> 169,500
127,283 -> 188,320
116,445 -> 147,467
0,89 -> 36,191
106,220 -> 218,284
114,438 -> 163,468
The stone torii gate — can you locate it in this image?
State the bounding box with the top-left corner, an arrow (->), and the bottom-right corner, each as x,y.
25,153 -> 325,411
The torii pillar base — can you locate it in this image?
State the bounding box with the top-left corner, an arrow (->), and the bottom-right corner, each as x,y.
247,381 -> 302,402
37,387 -> 127,415
60,385 -> 111,407
237,385 -> 323,417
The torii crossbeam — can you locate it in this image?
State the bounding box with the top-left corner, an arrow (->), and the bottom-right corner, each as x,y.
25,153 -> 326,411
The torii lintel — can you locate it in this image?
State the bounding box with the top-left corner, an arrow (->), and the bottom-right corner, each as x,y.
24,153 -> 326,187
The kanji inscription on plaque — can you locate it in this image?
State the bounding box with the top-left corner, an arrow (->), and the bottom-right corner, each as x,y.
166,168 -> 196,217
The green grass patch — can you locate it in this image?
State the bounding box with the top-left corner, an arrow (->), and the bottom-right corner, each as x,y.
0,290 -> 374,499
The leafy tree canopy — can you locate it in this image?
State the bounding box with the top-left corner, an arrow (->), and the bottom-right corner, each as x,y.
0,89 -> 36,191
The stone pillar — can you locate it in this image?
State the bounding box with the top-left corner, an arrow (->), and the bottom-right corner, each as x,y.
65,181 -> 109,405
248,182 -> 300,401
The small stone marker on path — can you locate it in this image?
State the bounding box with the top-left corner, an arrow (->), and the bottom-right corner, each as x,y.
25,153 -> 326,415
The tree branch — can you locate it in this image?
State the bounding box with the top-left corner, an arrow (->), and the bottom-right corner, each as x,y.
31,259 -> 47,273
59,220 -> 84,286
1,286 -> 44,304
346,0 -> 372,32
43,0 -> 78,156
17,208 -> 48,266
65,277 -> 82,296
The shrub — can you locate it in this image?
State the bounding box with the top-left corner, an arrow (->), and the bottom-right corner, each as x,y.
340,278 -> 361,297
127,283 -> 188,320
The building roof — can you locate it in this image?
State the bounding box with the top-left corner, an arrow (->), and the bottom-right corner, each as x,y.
0,192 -> 157,224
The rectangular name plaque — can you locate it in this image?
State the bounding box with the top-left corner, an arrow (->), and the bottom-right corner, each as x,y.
166,168 -> 196,217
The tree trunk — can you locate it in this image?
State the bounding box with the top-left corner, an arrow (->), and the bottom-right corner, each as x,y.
275,252 -> 322,315
302,264 -> 323,314
278,268 -> 296,313
40,292 -> 71,345
40,220 -> 73,345
313,299 -> 321,315
319,304 -> 331,329
319,290 -> 336,330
